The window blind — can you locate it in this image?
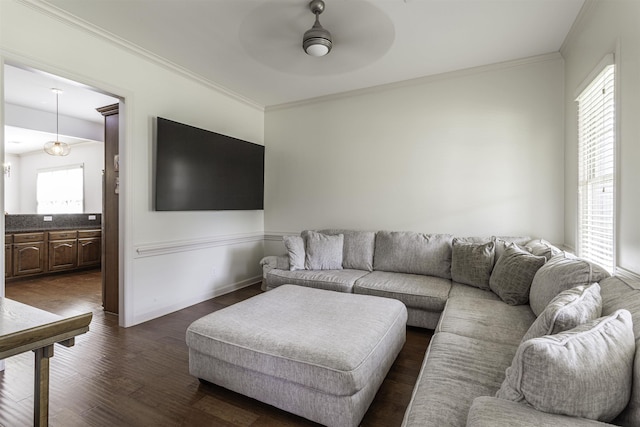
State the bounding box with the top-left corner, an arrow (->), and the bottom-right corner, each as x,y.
576,63 -> 615,273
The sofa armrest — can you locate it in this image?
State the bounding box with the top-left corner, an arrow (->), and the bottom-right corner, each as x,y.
467,397 -> 615,427
260,256 -> 290,291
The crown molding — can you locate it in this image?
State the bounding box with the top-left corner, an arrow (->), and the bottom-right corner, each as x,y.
267,52 -> 563,112
19,0 -> 264,112
560,0 -> 599,56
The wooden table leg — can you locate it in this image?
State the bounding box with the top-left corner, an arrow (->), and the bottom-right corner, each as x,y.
33,345 -> 54,427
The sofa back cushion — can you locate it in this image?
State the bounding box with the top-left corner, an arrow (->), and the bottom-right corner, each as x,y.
373,231 -> 453,279
600,275 -> 640,426
317,229 -> 376,271
529,252 -> 610,316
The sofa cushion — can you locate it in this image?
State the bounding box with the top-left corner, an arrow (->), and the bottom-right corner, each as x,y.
449,281 -> 501,301
468,396 -> 612,427
265,268 -> 369,293
450,239 -> 495,290
599,276 -> 640,426
489,244 -> 546,305
283,235 -> 305,271
437,297 -> 536,347
521,283 -> 602,342
497,310 -> 635,422
525,238 -> 562,261
529,252 -> 610,316
402,332 -> 517,427
304,231 -> 343,270
318,229 -> 376,271
373,231 -> 453,278
354,270 -> 450,312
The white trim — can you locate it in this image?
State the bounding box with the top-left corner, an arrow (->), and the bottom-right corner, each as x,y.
135,232 -> 265,258
560,0 -> 598,55
267,52 -> 562,112
574,53 -> 615,100
264,231 -> 298,241
16,0 -> 264,112
129,275 -> 261,326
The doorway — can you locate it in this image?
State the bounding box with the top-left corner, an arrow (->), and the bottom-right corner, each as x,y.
2,63 -> 121,318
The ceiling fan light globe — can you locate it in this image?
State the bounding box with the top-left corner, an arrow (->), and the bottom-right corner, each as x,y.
305,40 -> 331,56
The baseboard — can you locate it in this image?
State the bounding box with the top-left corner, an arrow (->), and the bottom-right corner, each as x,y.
130,275 -> 261,326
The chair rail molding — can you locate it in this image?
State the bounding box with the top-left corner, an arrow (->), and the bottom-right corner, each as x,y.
135,232 -> 264,258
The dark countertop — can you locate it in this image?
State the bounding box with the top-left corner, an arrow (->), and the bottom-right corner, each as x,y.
7,226 -> 101,234
5,213 -> 102,234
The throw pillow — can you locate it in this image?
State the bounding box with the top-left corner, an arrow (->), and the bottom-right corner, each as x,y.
493,236 -> 531,265
489,244 -> 546,305
525,238 -> 562,261
450,239 -> 495,290
318,229 -> 376,271
304,231 -> 344,270
496,309 -> 635,422
529,252 -> 611,316
283,235 -> 306,271
521,283 -> 602,342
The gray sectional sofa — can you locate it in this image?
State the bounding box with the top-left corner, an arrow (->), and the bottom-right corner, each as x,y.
260,229 -> 640,426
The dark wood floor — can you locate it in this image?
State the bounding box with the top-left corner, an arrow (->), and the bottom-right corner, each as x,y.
1,271 -> 432,426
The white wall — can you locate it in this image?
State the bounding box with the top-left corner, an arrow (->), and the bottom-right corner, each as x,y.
4,153 -> 19,213
1,0 -> 265,326
8,142 -> 103,214
561,0 -> 640,275
264,55 -> 565,251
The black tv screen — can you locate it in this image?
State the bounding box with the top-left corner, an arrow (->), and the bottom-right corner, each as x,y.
155,117 -> 264,211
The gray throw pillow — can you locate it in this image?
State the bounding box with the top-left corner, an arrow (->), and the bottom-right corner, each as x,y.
521,283 -> 602,342
497,309 -> 635,422
489,244 -> 546,305
318,229 -> 375,271
304,231 -> 344,270
283,235 -> 305,271
451,239 -> 495,290
529,252 -> 611,316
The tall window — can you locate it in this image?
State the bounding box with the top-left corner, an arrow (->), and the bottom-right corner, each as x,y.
36,164 -> 84,214
576,60 -> 615,273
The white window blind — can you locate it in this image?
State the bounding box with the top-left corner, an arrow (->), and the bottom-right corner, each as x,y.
576,63 -> 615,273
36,164 -> 84,214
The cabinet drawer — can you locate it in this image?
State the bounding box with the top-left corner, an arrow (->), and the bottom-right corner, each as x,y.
14,232 -> 45,243
78,229 -> 101,238
49,230 -> 78,240
5,234 -> 13,244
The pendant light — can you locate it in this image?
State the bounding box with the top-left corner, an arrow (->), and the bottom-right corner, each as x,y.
303,0 -> 332,57
44,88 -> 71,156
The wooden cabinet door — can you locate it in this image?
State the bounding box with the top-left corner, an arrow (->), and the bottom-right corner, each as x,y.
78,237 -> 101,267
48,239 -> 78,272
13,242 -> 45,276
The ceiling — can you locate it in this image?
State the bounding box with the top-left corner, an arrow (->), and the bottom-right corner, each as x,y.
39,0 -> 584,107
4,0 -> 585,154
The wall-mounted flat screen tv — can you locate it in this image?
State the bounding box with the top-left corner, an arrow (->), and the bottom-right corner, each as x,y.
155,117 -> 264,211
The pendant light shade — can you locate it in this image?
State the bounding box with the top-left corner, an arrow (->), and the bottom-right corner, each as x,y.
303,0 -> 332,57
44,88 -> 71,156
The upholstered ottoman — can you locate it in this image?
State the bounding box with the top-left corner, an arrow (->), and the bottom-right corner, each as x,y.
186,284 -> 408,427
